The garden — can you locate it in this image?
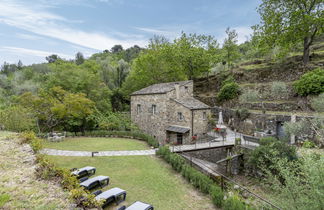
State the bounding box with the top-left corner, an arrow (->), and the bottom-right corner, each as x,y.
41,136 -> 215,209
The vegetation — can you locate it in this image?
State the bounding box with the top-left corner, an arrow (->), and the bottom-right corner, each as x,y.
270,81 -> 289,99
254,0 -> 324,64
248,137 -> 298,175
293,68 -> 324,96
0,132 -> 72,209
311,92 -> 324,112
157,146 -> 250,209
260,152 -> 323,210
43,137 -> 150,151
239,89 -> 260,103
247,135 -> 324,210
217,81 -> 240,102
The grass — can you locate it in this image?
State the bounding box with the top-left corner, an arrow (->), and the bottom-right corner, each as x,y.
43,137 -> 150,151
47,155 -> 214,210
0,194 -> 10,207
240,63 -> 268,70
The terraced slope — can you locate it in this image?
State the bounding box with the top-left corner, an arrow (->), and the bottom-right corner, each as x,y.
0,132 -> 72,209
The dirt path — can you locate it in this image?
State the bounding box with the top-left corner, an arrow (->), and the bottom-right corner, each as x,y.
0,132 -> 72,209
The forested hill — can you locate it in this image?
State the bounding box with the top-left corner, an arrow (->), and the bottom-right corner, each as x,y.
0,5 -> 323,134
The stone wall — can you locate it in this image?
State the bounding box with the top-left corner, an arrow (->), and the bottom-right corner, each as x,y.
131,94 -> 169,142
192,109 -> 211,137
212,107 -> 316,140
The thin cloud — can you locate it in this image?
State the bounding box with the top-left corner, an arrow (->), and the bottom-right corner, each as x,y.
0,0 -> 147,51
16,33 -> 44,41
1,46 -> 73,59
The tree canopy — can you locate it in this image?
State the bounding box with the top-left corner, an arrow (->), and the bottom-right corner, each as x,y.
255,0 -> 324,64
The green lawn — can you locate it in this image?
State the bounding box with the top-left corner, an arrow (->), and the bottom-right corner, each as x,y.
43,137 -> 150,151
47,155 -> 214,210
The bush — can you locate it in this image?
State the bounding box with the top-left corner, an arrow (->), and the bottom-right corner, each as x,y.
210,185 -> 224,208
239,89 -> 260,103
19,131 -> 43,152
35,155 -> 102,208
311,93 -> 324,112
293,68 -> 324,96
0,106 -> 36,132
249,137 -> 298,175
217,82 -> 240,102
283,120 -> 311,139
223,196 -> 246,210
157,146 -> 235,208
302,140 -> 316,148
271,81 -> 289,99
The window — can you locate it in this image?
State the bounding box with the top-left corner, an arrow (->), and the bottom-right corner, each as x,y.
136,104 -> 141,114
178,112 -> 184,121
152,105 -> 157,115
203,112 -> 207,120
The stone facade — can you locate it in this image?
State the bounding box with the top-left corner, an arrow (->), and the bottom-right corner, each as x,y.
131,81 -> 211,145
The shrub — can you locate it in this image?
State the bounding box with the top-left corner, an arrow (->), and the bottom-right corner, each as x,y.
239,89 -> 260,103
283,120 -> 311,139
249,137 -> 298,175
157,147 -> 232,208
221,76 -> 235,86
223,196 -> 246,210
217,82 -> 240,102
210,185 -> 224,208
0,106 -> 36,132
271,81 -> 289,99
19,131 -> 43,152
293,68 -> 324,96
19,131 -> 37,144
35,155 -> 102,208
235,108 -> 250,121
311,93 -> 324,112
302,140 -> 316,148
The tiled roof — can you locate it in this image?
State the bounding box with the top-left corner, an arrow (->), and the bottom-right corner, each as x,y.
131,80 -> 192,95
172,97 -> 210,110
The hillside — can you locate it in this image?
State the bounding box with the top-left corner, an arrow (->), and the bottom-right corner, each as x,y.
194,37 -> 324,115
0,132 -> 71,209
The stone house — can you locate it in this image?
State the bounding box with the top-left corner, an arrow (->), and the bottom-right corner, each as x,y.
130,80 -> 211,145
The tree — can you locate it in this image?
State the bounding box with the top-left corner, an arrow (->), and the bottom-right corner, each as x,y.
46,54 -> 60,63
111,45 -> 123,54
222,27 -> 240,69
115,59 -> 129,88
18,87 -> 95,132
75,52 -> 85,65
262,153 -> 324,210
174,32 -> 221,79
17,60 -> 23,70
255,0 -> 324,65
0,62 -> 18,75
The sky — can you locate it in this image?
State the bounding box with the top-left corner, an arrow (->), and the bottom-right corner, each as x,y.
0,0 -> 261,65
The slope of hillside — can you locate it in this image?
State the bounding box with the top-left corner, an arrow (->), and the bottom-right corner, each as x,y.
0,132 -> 71,209
194,38 -> 324,114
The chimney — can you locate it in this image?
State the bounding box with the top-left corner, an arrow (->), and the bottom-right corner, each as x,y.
175,83 -> 180,99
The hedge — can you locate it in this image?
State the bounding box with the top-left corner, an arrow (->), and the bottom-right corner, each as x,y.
38,130 -> 160,148
156,146 -> 224,208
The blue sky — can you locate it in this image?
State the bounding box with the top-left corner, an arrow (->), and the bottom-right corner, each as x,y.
0,0 -> 261,65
